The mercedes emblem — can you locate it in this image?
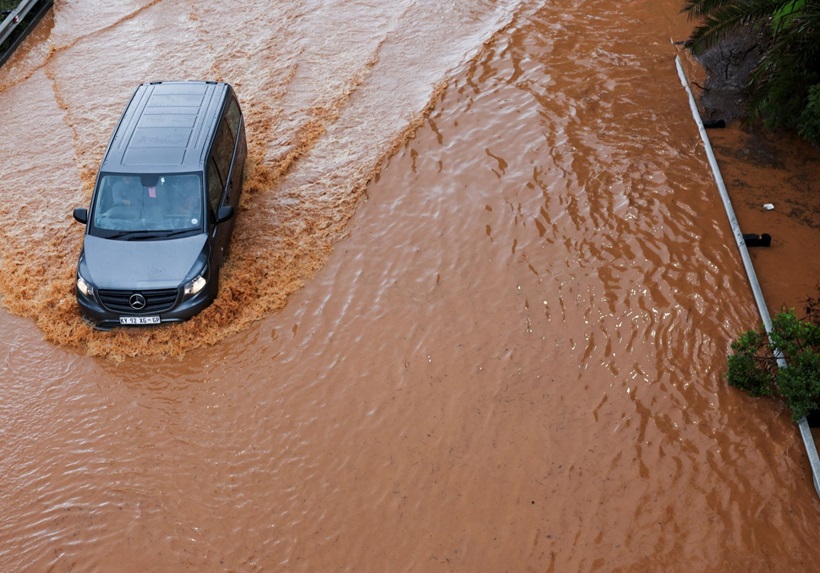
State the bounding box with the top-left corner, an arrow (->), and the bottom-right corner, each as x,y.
129,293 -> 147,310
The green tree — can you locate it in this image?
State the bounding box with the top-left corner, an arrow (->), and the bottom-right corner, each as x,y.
684,0 -> 820,145
728,308 -> 820,421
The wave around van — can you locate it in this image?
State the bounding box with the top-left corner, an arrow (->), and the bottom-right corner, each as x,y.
0,0 -> 522,359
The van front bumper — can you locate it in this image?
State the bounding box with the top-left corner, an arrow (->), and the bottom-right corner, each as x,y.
76,282 -> 216,330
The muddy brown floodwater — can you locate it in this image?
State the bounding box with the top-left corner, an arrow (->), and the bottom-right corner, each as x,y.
1,0 -> 819,571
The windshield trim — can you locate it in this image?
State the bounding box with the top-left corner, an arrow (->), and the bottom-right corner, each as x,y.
88,172 -> 205,239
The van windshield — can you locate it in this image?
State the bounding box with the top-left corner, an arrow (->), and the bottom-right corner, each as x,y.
90,173 -> 204,239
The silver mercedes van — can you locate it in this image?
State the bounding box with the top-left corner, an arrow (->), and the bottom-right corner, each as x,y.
72,81 -> 247,328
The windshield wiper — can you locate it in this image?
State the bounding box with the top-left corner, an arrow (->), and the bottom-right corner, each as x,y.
104,231 -> 150,240
103,228 -> 198,240
149,228 -> 199,239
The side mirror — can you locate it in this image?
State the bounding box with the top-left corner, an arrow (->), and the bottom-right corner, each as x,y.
216,205 -> 234,224
73,208 -> 88,224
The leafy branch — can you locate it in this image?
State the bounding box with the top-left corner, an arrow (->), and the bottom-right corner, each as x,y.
728,289 -> 820,420
683,0 -> 820,145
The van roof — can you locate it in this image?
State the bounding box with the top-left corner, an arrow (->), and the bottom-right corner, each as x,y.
101,81 -> 230,174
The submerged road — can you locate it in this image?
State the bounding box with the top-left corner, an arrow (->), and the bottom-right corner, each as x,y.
1,0 -> 819,570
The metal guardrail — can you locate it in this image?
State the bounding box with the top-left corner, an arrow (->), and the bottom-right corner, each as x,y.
0,0 -> 40,47
675,55 -> 820,498
0,0 -> 52,67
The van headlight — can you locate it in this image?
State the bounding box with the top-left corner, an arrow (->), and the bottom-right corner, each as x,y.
183,272 -> 207,297
76,274 -> 94,297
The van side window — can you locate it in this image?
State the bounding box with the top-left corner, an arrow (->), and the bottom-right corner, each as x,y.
225,98 -> 241,141
207,157 -> 223,216
212,119 -> 234,183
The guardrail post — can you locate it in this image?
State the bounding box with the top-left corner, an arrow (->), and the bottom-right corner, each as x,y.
0,0 -> 54,67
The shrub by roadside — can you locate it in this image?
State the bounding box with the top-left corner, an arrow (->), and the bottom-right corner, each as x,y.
728,288 -> 820,421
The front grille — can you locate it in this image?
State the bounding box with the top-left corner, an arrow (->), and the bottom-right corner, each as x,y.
98,288 -> 179,314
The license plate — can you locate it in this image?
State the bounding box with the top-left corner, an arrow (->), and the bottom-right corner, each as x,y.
119,316 -> 161,325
